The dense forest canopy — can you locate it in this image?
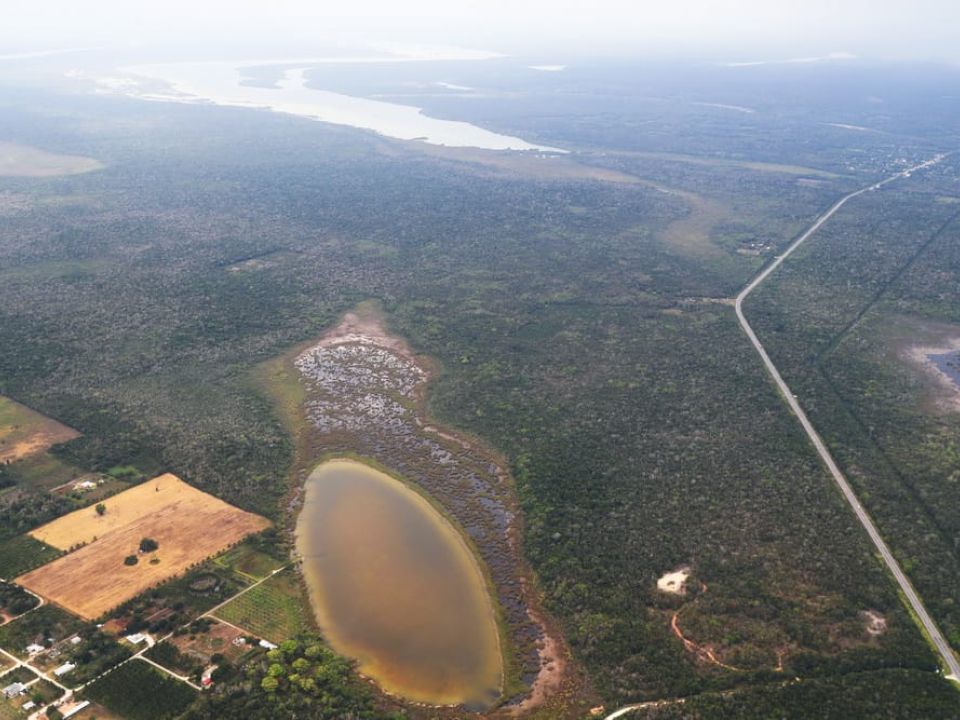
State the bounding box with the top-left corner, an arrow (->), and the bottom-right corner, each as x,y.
0,57 -> 958,717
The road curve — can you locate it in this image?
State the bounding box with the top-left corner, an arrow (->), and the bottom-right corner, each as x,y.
604,154 -> 955,720
734,153 -> 960,681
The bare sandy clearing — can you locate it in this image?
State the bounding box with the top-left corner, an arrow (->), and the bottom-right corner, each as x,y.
862,610 -> 887,636
904,337 -> 960,414
0,395 -> 81,463
657,567 -> 691,595
0,142 -> 103,177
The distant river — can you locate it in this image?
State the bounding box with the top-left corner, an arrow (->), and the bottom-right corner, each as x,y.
124,61 -> 565,152
295,459 -> 502,710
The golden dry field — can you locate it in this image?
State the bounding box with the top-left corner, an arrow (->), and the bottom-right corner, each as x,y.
0,395 -> 81,463
17,473 -> 269,619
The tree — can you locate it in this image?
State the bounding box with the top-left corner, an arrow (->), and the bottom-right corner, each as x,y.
139,537 -> 159,553
260,676 -> 279,693
124,555 -> 138,566
95,503 -> 106,516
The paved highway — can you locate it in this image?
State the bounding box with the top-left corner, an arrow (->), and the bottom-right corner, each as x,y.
605,154 -> 956,720
734,154 -> 960,682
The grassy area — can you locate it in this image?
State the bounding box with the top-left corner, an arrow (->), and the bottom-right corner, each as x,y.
4,453 -> 84,491
213,542 -> 285,582
0,535 -> 61,579
213,568 -> 308,644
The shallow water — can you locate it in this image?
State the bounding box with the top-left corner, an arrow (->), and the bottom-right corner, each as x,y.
123,61 -> 565,152
929,350 -> 960,386
295,459 -> 502,709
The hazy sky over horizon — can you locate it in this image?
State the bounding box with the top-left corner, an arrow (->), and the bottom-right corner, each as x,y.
3,0 -> 960,63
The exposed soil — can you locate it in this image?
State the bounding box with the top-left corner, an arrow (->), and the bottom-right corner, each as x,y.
862,610 -> 888,637
905,339 -> 960,414
0,395 -> 81,463
0,141 -> 103,177
657,567 -> 691,595
883,316 -> 960,414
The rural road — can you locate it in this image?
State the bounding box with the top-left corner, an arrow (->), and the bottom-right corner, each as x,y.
734,153 -> 960,683
604,153 -> 956,720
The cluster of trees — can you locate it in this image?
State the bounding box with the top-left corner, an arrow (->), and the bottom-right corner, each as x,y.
0,604 -> 81,652
83,660 -> 196,720
61,630 -> 133,687
0,581 -> 39,616
632,669 -> 960,720
184,636 -> 401,720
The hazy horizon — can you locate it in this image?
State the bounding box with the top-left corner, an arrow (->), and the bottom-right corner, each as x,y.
3,0 -> 960,66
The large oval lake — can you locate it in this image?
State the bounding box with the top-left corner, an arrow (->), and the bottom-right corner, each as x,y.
295,459 -> 502,709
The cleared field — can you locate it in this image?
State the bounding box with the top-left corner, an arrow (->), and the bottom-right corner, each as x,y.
29,473 -> 243,550
0,395 -> 80,464
17,474 -> 269,619
0,142 -> 103,177
213,567 -> 306,644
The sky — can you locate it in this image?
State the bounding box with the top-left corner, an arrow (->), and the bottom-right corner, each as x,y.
2,0 -> 960,63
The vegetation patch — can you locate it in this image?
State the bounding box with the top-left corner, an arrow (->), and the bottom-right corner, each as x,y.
106,564 -> 248,639
182,635 -> 391,720
0,535 -> 61,579
30,630 -> 132,687
0,604 -> 82,658
0,581 -> 39,620
168,620 -> 253,668
16,474 -> 270,619
212,568 -> 306,645
83,660 -> 196,720
212,539 -> 285,582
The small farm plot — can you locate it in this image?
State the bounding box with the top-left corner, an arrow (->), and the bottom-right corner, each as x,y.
0,396 -> 80,464
167,620 -> 253,666
212,568 -> 307,644
83,660 -> 196,720
213,542 -> 285,582
16,474 -> 270,620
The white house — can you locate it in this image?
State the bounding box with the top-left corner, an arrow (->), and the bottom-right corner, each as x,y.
62,700 -> 91,719
2,682 -> 24,699
53,662 -> 76,677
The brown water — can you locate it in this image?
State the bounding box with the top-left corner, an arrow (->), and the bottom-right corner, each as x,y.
295,459 -> 502,709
